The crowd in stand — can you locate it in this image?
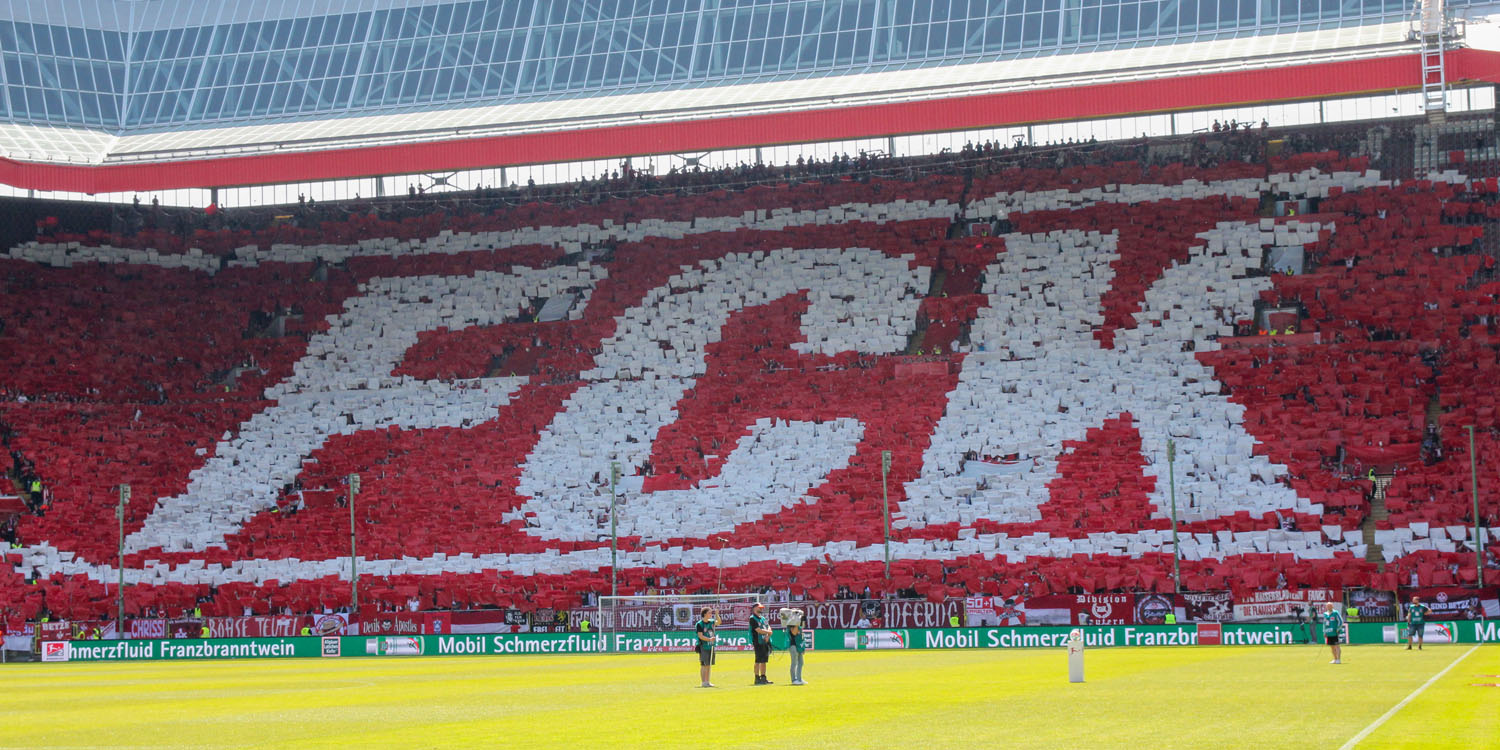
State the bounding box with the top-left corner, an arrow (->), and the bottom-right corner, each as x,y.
37,118 -> 1371,250
4,117 -> 1499,627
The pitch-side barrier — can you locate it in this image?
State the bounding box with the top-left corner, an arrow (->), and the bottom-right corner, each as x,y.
32,621 -> 1500,662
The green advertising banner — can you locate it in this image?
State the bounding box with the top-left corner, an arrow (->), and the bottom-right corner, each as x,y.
40,637 -> 317,662
37,620 -> 1499,662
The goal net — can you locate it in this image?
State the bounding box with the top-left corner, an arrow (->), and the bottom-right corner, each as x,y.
597,593 -> 762,653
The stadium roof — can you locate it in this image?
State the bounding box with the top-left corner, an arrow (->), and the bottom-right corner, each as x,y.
1,0 -> 1499,193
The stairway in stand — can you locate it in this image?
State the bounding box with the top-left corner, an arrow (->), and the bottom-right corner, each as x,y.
1362,473 -> 1393,567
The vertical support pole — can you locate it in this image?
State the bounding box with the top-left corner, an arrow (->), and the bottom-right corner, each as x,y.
348,473 -> 360,616
717,541 -> 727,595
1469,425 -> 1484,587
1168,440 -> 1180,593
610,461 -> 620,600
118,484 -> 130,637
881,450 -> 892,580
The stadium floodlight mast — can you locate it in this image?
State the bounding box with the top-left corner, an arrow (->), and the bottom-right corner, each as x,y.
881,450 -> 892,580
609,461 -> 620,599
117,483 -> 130,636
1468,425 -> 1484,587
348,473 -> 360,615
1167,439 -> 1180,593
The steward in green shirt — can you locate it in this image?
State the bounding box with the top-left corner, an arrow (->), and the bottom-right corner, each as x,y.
1321,604 -> 1345,664
695,608 -> 719,688
1406,596 -> 1432,650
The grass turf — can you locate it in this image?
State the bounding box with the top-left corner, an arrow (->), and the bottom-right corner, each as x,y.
2,643 -> 1494,749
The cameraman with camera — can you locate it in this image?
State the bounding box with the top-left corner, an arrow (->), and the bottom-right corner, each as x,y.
781,608 -> 807,686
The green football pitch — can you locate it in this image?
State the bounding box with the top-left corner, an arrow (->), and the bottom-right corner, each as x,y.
3,644 -> 1494,749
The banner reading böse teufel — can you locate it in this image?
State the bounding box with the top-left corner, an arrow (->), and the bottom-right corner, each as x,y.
207,616 -> 301,639
205,613 -> 352,639
1073,594 -> 1133,625
1180,591 -> 1234,622
1232,589 -> 1338,622
1399,587 -> 1500,620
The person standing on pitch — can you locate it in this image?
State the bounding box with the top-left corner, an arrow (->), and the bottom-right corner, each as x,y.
1405,595 -> 1432,651
1321,602 -> 1345,664
696,607 -> 720,688
781,608 -> 807,686
750,602 -> 773,685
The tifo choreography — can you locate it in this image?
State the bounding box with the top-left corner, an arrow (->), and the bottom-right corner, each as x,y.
12,169 -> 1459,591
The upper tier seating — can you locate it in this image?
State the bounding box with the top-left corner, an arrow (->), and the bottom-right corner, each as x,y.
1,130 -> 1496,622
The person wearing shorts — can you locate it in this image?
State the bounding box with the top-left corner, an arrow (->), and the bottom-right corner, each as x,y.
1322,602 -> 1345,664
749,602 -> 773,685
1405,595 -> 1431,651
696,607 -> 719,687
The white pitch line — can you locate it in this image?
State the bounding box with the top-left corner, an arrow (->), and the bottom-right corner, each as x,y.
1337,644 -> 1479,750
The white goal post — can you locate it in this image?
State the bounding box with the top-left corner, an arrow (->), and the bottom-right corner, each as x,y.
597,593 -> 763,652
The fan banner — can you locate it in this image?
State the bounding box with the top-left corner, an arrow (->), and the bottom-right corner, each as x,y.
780,599 -> 961,630
583,602 -> 706,632
972,594 -> 1139,625
449,610 -> 522,634
1073,594 -> 1133,625
206,614 -> 351,639
1133,593 -> 1175,625
128,618 -> 167,639
1397,587 -> 1500,620
166,619 -> 203,638
1345,588 -> 1399,619
1179,591 -> 1234,622
577,598 -> 957,631
1232,589 -> 1339,622
38,621 -> 72,642
964,596 -> 1027,626
359,613 -> 425,636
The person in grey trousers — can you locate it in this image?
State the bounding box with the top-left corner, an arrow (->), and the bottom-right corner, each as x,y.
781,608 -> 807,686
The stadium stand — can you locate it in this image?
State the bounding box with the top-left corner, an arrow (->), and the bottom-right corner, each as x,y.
2,118 -> 1498,628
